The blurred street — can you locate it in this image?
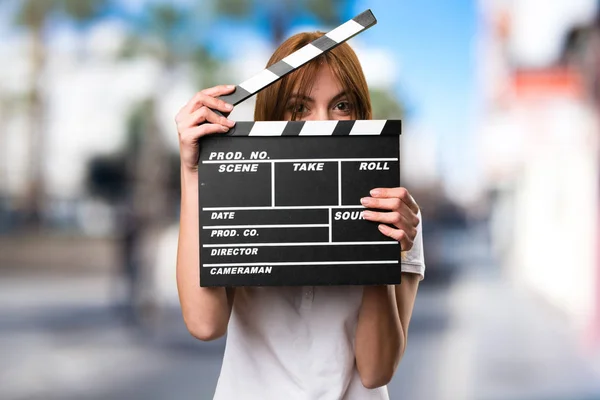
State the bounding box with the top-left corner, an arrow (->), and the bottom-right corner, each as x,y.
3,240 -> 600,400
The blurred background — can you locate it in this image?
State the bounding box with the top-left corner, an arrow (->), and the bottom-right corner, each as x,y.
2,0 -> 600,399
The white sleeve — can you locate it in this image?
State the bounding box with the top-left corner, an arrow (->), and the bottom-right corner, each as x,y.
400,209 -> 426,280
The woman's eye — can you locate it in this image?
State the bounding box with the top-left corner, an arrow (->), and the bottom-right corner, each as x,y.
289,103 -> 307,113
334,101 -> 351,112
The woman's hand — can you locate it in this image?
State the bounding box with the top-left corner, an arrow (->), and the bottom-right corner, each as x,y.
175,85 -> 237,172
356,187 -> 422,387
361,187 -> 420,251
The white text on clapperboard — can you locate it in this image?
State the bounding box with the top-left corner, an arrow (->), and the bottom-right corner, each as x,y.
210,151 -> 391,173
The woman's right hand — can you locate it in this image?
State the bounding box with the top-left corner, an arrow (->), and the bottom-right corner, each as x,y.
175,85 -> 237,173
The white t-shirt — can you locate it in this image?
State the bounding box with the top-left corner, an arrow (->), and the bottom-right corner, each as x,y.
213,212 -> 426,400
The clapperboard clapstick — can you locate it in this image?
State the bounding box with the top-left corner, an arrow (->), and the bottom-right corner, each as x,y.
198,9 -> 404,287
214,9 -> 377,112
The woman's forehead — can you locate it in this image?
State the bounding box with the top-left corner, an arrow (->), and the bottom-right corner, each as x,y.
290,64 -> 342,95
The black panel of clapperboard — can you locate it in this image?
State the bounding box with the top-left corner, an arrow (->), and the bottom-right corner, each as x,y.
198,120 -> 402,287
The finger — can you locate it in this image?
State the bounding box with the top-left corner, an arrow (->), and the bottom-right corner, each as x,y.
360,196 -> 401,211
180,123 -> 230,146
183,106 -> 235,129
394,201 -> 420,228
196,92 -> 235,114
401,210 -> 420,238
377,224 -> 414,251
181,85 -> 236,115
363,210 -> 401,226
363,210 -> 418,240
361,196 -> 420,229
185,93 -> 234,115
201,106 -> 236,127
201,84 -> 237,98
180,92 -> 206,115
370,187 -> 419,214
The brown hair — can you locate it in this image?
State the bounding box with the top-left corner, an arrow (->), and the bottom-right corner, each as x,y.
254,31 -> 372,121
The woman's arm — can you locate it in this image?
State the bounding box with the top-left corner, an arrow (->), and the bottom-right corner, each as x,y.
176,168 -> 235,341
355,187 -> 423,388
355,275 -> 420,388
175,86 -> 237,341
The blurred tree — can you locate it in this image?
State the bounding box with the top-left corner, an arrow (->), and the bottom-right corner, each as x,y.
117,3 -> 225,228
214,0 -> 350,46
9,0 -> 108,228
93,3 -> 228,321
370,88 -> 405,120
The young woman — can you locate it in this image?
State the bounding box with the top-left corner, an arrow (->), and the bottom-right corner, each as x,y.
175,31 -> 425,400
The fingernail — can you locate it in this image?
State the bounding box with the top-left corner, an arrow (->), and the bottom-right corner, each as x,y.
360,197 -> 370,206
225,103 -> 233,110
362,211 -> 371,219
370,189 -> 380,197
227,119 -> 236,127
222,126 -> 229,132
227,85 -> 235,89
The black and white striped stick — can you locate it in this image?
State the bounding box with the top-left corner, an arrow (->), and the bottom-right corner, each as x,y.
216,9 -> 377,108
227,119 -> 401,136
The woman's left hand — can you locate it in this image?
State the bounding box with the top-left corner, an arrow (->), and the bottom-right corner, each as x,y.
361,187 -> 420,252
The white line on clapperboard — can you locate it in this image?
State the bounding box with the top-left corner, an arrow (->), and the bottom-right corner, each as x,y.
203,241 -> 395,247
271,162 -> 275,208
203,224 -> 328,229
203,205 -> 363,210
203,260 -> 398,267
201,158 -> 397,164
329,208 -> 332,242
338,161 -> 342,207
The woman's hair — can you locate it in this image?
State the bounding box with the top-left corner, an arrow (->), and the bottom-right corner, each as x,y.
254,31 -> 372,121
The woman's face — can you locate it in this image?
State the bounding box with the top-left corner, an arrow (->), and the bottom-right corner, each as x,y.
283,65 -> 354,121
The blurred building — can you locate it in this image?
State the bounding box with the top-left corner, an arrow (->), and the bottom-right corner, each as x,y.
476,0 -> 600,348
0,21 -> 175,233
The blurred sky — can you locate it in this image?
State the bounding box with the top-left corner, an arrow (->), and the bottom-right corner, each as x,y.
352,0 -> 478,194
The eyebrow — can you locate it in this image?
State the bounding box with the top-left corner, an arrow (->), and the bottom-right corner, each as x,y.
287,94 -> 314,103
328,91 -> 348,106
287,91 -> 348,105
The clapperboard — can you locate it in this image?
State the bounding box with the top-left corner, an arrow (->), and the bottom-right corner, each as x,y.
198,9 -> 403,287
